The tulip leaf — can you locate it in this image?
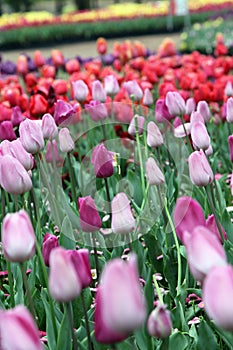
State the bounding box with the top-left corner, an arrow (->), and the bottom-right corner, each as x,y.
41,289 -> 59,350
60,216 -> 76,249
197,320 -> 218,350
168,332 -> 189,350
56,306 -> 72,350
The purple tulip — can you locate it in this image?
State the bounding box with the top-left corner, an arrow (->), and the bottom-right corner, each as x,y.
147,303 -> 172,338
19,119 -> 44,154
92,143 -> 114,178
228,135 -> 233,162
111,192 -> 135,234
67,249 -> 92,289
78,196 -> 102,232
11,106 -> 25,126
42,233 -> 59,266
0,120 -> 16,141
53,100 -> 76,125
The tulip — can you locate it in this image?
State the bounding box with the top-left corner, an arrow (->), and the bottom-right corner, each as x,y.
226,97 -> 233,123
0,305 -> 43,350
51,49 -> 64,67
228,135 -> 233,162
185,97 -> 196,115
78,196 -> 102,232
206,214 -> 227,241
0,139 -> 34,171
53,100 -> 76,126
19,119 -> 44,154
191,121 -> 210,151
123,80 -> 143,101
188,150 -> 214,187
143,88 -> 153,106
231,172 -> 233,196
49,247 -> 81,302
147,304 -> 172,338
147,121 -> 163,148
42,113 -> 58,140
58,128 -> 74,153
53,79 -> 68,96
16,54 -> 28,75
92,80 -> 107,102
42,233 -> 59,266
197,100 -> 211,122
128,115 -> 145,136
111,192 -> 136,234
146,157 -> 165,185
96,37 -> 107,55
173,196 -> 205,243
92,143 -> 114,178
190,111 -> 205,126
0,120 -> 16,141
104,75 -> 120,96
174,123 -> 191,138
45,140 -> 64,165
0,155 -> 32,195
67,249 -> 92,289
224,81 -> 233,97
94,254 -> 146,343
155,98 -> 173,123
11,106 -> 25,126
72,80 -> 89,102
34,49 -> 45,67
184,226 -> 227,282
85,100 -> 108,121
203,265 -> 233,330
165,91 -> 186,116
29,94 -> 48,118
2,210 -> 35,262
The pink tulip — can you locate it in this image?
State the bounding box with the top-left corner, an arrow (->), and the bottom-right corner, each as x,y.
224,81 -> 233,97
92,143 -> 114,178
197,100 -> 211,122
49,247 -> 81,302
173,196 -> 205,243
42,113 -> 58,140
165,91 -> 186,116
2,210 -> 36,262
0,139 -> 34,171
203,265 -> 233,330
155,98 -> 173,123
174,123 -> 191,138
0,305 -> 43,350
0,120 -> 16,141
128,115 -> 145,136
19,119 -> 44,154
226,97 -> 233,123
188,150 -> 214,187
206,214 -> 227,241
190,111 -> 205,126
0,155 -> 32,195
72,80 -> 89,102
11,106 -> 25,126
59,128 -> 74,153
104,75 -> 120,96
111,192 -> 136,234
85,100 -> 108,121
54,100 -> 76,125
143,88 -> 153,106
184,226 -> 227,282
147,304 -> 172,338
78,196 -> 102,232
45,140 -> 64,165
42,233 -> 59,266
123,80 -> 143,101
146,157 -> 164,185
147,121 -> 163,148
191,121 -> 210,151
94,254 -> 146,343
185,97 -> 196,115
228,135 -> 233,162
67,249 -> 92,289
92,80 -> 107,102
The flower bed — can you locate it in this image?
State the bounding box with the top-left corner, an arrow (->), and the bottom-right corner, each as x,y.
1,37 -> 233,349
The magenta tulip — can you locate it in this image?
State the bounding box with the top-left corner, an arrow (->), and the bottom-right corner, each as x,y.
78,196 -> 102,232
111,192 -> 135,234
67,249 -> 92,289
45,140 -> 64,165
188,150 -> 214,187
147,304 -> 172,338
11,105 -> 25,126
42,233 -> 59,266
206,214 -> 227,242
228,135 -> 233,162
0,120 -> 16,141
155,98 -> 173,123
54,100 -> 76,125
19,119 -> 44,154
92,143 -> 114,178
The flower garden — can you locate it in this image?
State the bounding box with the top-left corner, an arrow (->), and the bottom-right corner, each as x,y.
1,1 -> 233,349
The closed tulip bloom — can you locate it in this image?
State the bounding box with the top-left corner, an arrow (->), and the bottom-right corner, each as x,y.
128,115 -> 145,136
85,100 -> 108,121
173,196 -> 205,243
147,121 -> 163,148
92,143 -> 114,178
2,210 -> 35,263
49,247 -> 81,302
224,81 -> 233,97
111,192 -> 136,234
191,121 -> 210,151
147,304 -> 172,338
188,150 -> 214,187
123,80 -> 143,101
165,91 -> 186,116
94,253 -> 146,343
72,80 -> 89,102
42,113 -> 58,140
42,233 -> 59,266
146,157 -> 165,185
185,97 -> 196,115
190,111 -> 205,126
92,80 -> 106,102
54,100 -> 76,126
197,100 -> 211,122
184,226 -> 227,282
59,128 -> 74,153
0,120 -> 16,141
67,249 -> 92,289
0,155 -> 32,195
143,88 -> 154,106
19,119 -> 44,154
78,196 -> 102,232
104,75 -> 120,96
0,139 -> 34,171
11,106 -> 25,126
0,305 -> 43,350
155,98 -> 173,123
45,140 -> 64,165
206,214 -> 227,241
228,135 -> 233,162
174,122 -> 191,138
226,97 -> 233,123
203,265 -> 233,330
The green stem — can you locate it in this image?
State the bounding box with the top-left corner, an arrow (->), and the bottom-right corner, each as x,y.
20,262 -> 37,321
7,260 -> 15,308
13,194 -> 19,211
152,274 -> 164,304
163,198 -> 182,296
65,302 -> 79,350
1,187 -> 5,222
135,118 -> 146,195
80,291 -> 94,350
180,115 -> 193,154
92,233 -> 100,280
30,188 -> 41,241
67,152 -> 77,208
104,177 -> 111,215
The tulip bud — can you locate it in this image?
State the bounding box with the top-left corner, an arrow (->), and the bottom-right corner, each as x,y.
203,265 -> 233,330
111,192 -> 136,234
147,304 -> 172,338
174,123 -> 191,138
224,81 -> 233,97
72,80 -> 89,102
190,111 -> 205,126
206,214 -> 227,242
45,140 -> 64,165
155,98 -> 173,123
146,157 -> 165,185
54,100 -> 76,126
123,80 -> 143,101
96,37 -> 107,55
0,139 -> 34,171
58,128 -> 74,153
188,150 -> 214,187
78,196 -> 102,232
173,196 -> 205,243
191,121 -> 210,151
11,106 -> 25,126
228,135 -> 233,162
42,233 -> 59,266
147,121 -> 163,148
34,49 -> 45,67
104,75 -> 120,96
165,91 -> 186,116
67,249 -> 92,289
19,119 -> 44,154
92,143 -> 114,178
49,247 -> 81,302
92,80 -> 106,102
16,54 -> 28,75
94,253 -> 146,343
185,97 -> 196,115
197,100 -> 211,122
85,100 -> 108,121
0,120 -> 16,141
226,97 -> 233,123
2,210 -> 36,262
51,49 -> 64,67
42,113 -> 58,140
143,88 -> 153,106
0,305 -> 43,350
128,115 -> 145,136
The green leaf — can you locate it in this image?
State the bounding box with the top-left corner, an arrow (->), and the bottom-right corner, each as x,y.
41,289 -> 58,350
197,320 -> 219,350
56,305 -> 72,350
169,332 -> 189,350
60,216 -> 76,249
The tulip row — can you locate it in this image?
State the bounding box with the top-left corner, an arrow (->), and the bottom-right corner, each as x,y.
1,37 -> 233,349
